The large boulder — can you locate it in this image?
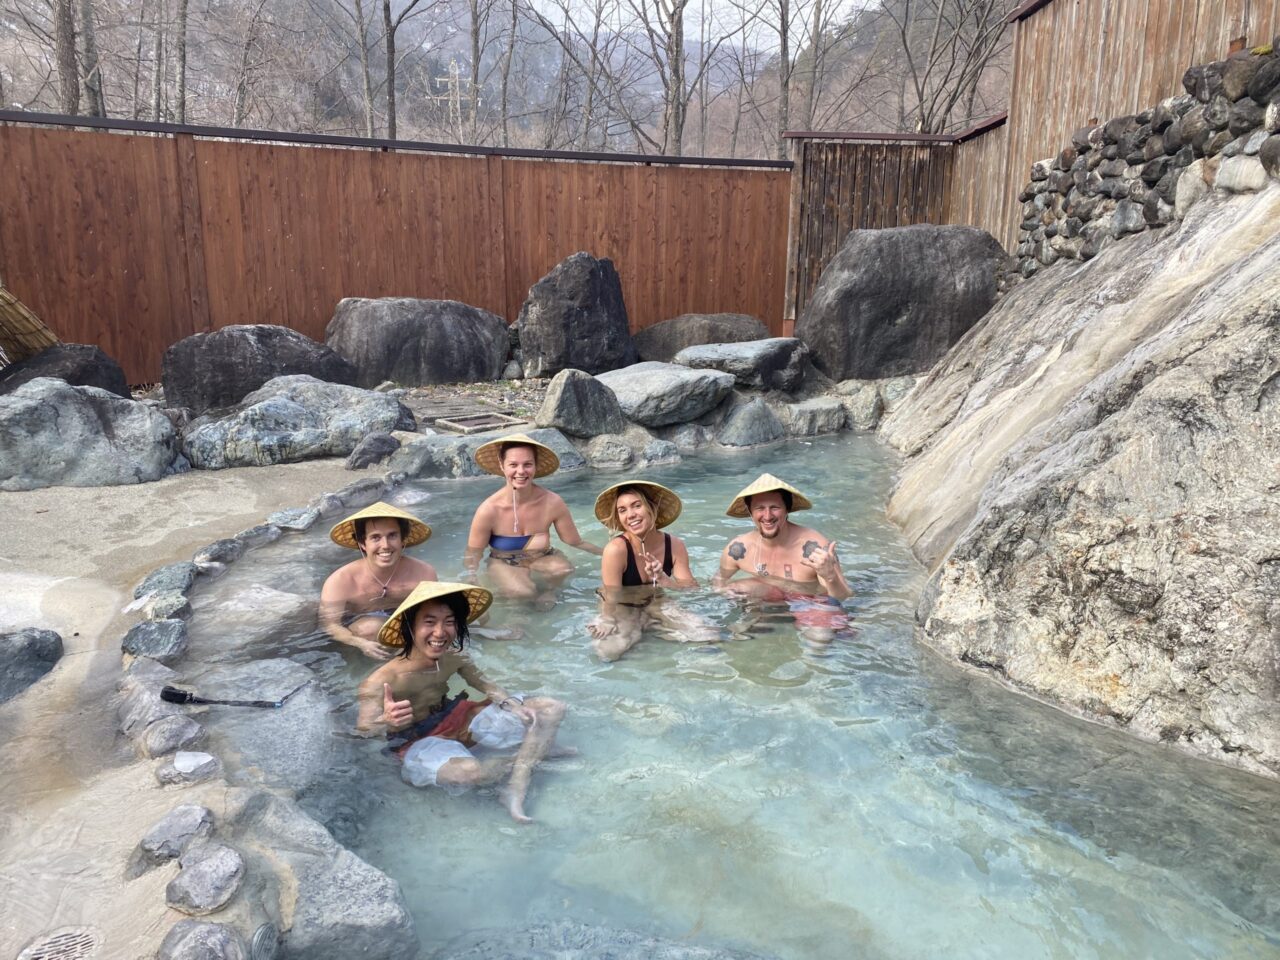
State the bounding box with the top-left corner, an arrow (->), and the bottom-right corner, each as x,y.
879,186 -> 1280,777
673,338 -> 809,392
182,376 -> 406,469
517,253 -> 637,377
715,396 -> 785,447
0,628 -> 63,702
633,313 -> 770,362
796,224 -> 1007,380
0,343 -> 129,397
389,427 -> 584,479
534,369 -> 625,437
325,298 -> 508,388
163,325 -> 357,416
595,362 -> 733,428
0,378 -> 180,491
232,792 -> 417,960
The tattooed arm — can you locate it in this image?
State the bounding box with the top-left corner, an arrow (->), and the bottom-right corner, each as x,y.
800,537 -> 851,600
712,538 -> 748,587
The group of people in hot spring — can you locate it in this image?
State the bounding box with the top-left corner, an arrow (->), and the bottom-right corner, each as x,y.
319,433 -> 852,823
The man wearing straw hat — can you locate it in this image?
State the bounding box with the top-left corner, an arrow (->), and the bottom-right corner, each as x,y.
716,473 -> 851,601
356,581 -> 567,823
320,502 -> 437,659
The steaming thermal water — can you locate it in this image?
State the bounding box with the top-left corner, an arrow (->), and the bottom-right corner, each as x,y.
187,435 -> 1280,960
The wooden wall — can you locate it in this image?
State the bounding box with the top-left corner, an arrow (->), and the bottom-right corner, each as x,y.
0,125 -> 790,383
784,140 -> 953,320
985,0 -> 1280,249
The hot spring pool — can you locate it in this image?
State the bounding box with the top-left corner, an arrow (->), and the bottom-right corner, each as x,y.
183,434 -> 1280,959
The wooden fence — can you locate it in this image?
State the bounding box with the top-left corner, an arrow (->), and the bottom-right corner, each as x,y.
0,117 -> 790,384
785,0 -> 1280,316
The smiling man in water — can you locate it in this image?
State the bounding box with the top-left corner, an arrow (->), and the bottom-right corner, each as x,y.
714,473 -> 851,601
320,502 -> 437,660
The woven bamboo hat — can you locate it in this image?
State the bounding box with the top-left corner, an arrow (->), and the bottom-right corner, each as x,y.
594,481 -> 683,531
329,502 -> 431,550
473,433 -> 560,478
725,473 -> 813,518
377,580 -> 494,647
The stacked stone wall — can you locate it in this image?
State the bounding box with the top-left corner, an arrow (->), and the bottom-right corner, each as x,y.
1015,43 -> 1280,278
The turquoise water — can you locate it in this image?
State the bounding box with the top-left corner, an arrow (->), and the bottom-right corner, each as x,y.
186,435 -> 1280,960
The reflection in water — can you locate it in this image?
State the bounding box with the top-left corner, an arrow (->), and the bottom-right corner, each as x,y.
183,436 -> 1280,960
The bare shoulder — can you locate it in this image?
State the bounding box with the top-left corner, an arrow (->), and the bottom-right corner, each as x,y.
793,526 -> 831,555
403,556 -> 437,578
602,535 -> 627,557
321,559 -> 359,595
724,536 -> 749,561
358,659 -> 396,695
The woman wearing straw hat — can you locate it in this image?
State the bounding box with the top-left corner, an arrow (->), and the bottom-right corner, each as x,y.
465,433 -> 600,606
320,502 -> 436,659
587,481 -> 718,660
356,581 -> 567,823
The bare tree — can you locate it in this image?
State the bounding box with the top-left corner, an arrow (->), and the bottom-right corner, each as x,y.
78,0 -> 105,115
382,0 -> 435,139
53,0 -> 79,113
174,0 -> 188,121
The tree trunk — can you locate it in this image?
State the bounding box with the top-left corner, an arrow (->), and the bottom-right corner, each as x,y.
469,0 -> 482,142
175,0 -> 188,122
663,0 -> 686,155
383,0 -> 397,139
354,0 -> 375,136
776,0 -> 790,159
150,0 -> 164,122
131,0 -> 148,118
54,0 -> 80,115
800,0 -> 822,128
78,0 -> 105,116
499,0 -> 516,146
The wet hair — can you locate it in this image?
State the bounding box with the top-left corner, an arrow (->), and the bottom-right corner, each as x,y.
354,516 -> 410,548
398,592 -> 471,657
745,490 -> 793,511
611,485 -> 658,531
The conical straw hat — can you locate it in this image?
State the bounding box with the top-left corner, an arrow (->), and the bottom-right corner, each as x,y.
377,580 -> 494,647
725,473 -> 813,518
594,481 -> 683,531
329,501 -> 431,550
473,433 -> 560,478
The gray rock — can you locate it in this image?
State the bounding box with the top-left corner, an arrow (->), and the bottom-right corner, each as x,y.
142,715 -> 204,757
146,593 -> 193,621
672,338 -> 808,392
716,397 -> 785,447
0,379 -> 180,491
0,628 -> 63,702
795,225 -> 1007,380
135,562 -> 199,600
233,793 -> 417,960
596,362 -> 734,428
182,376 -> 404,469
345,432 -> 400,470
1111,199 -> 1147,236
166,842 -> 245,916
835,380 -> 884,431
583,434 -> 634,470
158,920 -> 248,960
517,253 -> 637,378
1229,97 -> 1266,137
1267,101 -> 1280,135
1260,135 -> 1280,178
1221,54 -> 1264,101
193,539 -> 244,568
122,619 -> 188,664
771,397 -> 847,436
878,375 -> 920,414
661,423 -> 712,452
632,313 -> 770,362
118,665 -> 186,739
1244,129 -> 1269,155
163,325 -> 357,416
193,660 -> 335,790
501,360 -> 522,380
325,299 -> 508,388
1175,159 -> 1211,218
879,185 -> 1280,777
1216,155 -> 1268,192
234,523 -> 282,549
0,343 -> 129,398
157,751 -> 222,786
535,369 -> 626,437
267,507 -> 320,530
129,804 -> 214,877
1247,55 -> 1280,103
639,439 -> 681,465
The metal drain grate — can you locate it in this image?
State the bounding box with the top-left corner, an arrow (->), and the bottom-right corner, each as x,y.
18,927 -> 100,960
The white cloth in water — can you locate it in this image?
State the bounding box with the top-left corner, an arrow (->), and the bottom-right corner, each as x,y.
400,702 -> 527,792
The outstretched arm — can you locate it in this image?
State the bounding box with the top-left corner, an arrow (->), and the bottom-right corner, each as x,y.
552,498 -> 602,555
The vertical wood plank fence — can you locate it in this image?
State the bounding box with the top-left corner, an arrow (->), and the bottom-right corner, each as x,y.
0,118 -> 790,384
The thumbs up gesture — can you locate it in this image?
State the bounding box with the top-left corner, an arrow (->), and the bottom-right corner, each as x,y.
381,682 -> 414,730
